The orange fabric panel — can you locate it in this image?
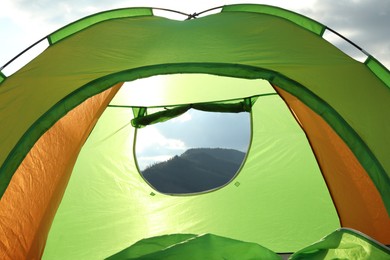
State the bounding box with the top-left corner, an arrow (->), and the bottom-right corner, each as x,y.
0,84 -> 121,260
275,86 -> 390,244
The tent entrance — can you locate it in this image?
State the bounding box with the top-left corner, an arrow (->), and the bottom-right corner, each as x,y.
43,74 -> 339,259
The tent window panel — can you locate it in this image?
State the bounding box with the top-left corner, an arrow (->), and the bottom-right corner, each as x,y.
135,109 -> 251,195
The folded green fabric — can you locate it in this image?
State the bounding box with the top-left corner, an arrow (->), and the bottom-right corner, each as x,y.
106,233 -> 281,260
290,228 -> 390,260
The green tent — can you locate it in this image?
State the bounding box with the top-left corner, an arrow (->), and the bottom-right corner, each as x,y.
0,4 -> 389,259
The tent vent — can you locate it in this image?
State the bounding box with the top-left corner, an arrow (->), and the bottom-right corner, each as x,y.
196,7 -> 223,18
152,8 -> 189,21
0,38 -> 49,77
323,28 -> 368,63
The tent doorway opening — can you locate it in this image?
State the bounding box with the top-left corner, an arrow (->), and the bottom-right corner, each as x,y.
43,73 -> 340,258
135,109 -> 251,195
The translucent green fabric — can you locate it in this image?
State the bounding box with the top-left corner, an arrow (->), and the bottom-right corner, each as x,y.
106,229 -> 390,260
48,8 -> 153,44
107,233 -> 281,260
290,228 -> 390,260
222,4 -> 325,35
43,79 -> 338,259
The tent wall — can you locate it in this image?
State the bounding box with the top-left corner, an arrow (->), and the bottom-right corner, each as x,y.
0,85 -> 120,259
275,86 -> 390,244
42,93 -> 339,259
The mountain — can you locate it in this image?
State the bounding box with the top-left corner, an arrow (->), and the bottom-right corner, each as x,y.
142,148 -> 246,194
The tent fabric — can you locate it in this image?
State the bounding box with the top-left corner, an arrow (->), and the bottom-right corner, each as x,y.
0,71 -> 5,83
0,85 -> 121,259
48,8 -> 154,44
275,86 -> 390,243
42,91 -> 339,259
106,229 -> 390,260
106,233 -> 281,260
365,56 -> 390,87
0,4 -> 389,260
222,4 -> 326,35
290,228 -> 390,260
107,234 -> 199,259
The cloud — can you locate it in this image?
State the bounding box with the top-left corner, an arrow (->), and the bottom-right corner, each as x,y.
136,125 -> 186,154
304,0 -> 390,67
156,110 -> 251,152
135,125 -> 187,170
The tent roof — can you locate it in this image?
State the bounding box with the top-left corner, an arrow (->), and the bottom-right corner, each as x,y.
1,4 -> 389,208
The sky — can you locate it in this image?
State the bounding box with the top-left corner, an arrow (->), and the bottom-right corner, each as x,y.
135,109 -> 251,170
111,74 -> 268,170
1,0 -> 389,169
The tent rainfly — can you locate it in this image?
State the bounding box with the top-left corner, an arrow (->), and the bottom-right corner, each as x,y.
0,4 -> 389,260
